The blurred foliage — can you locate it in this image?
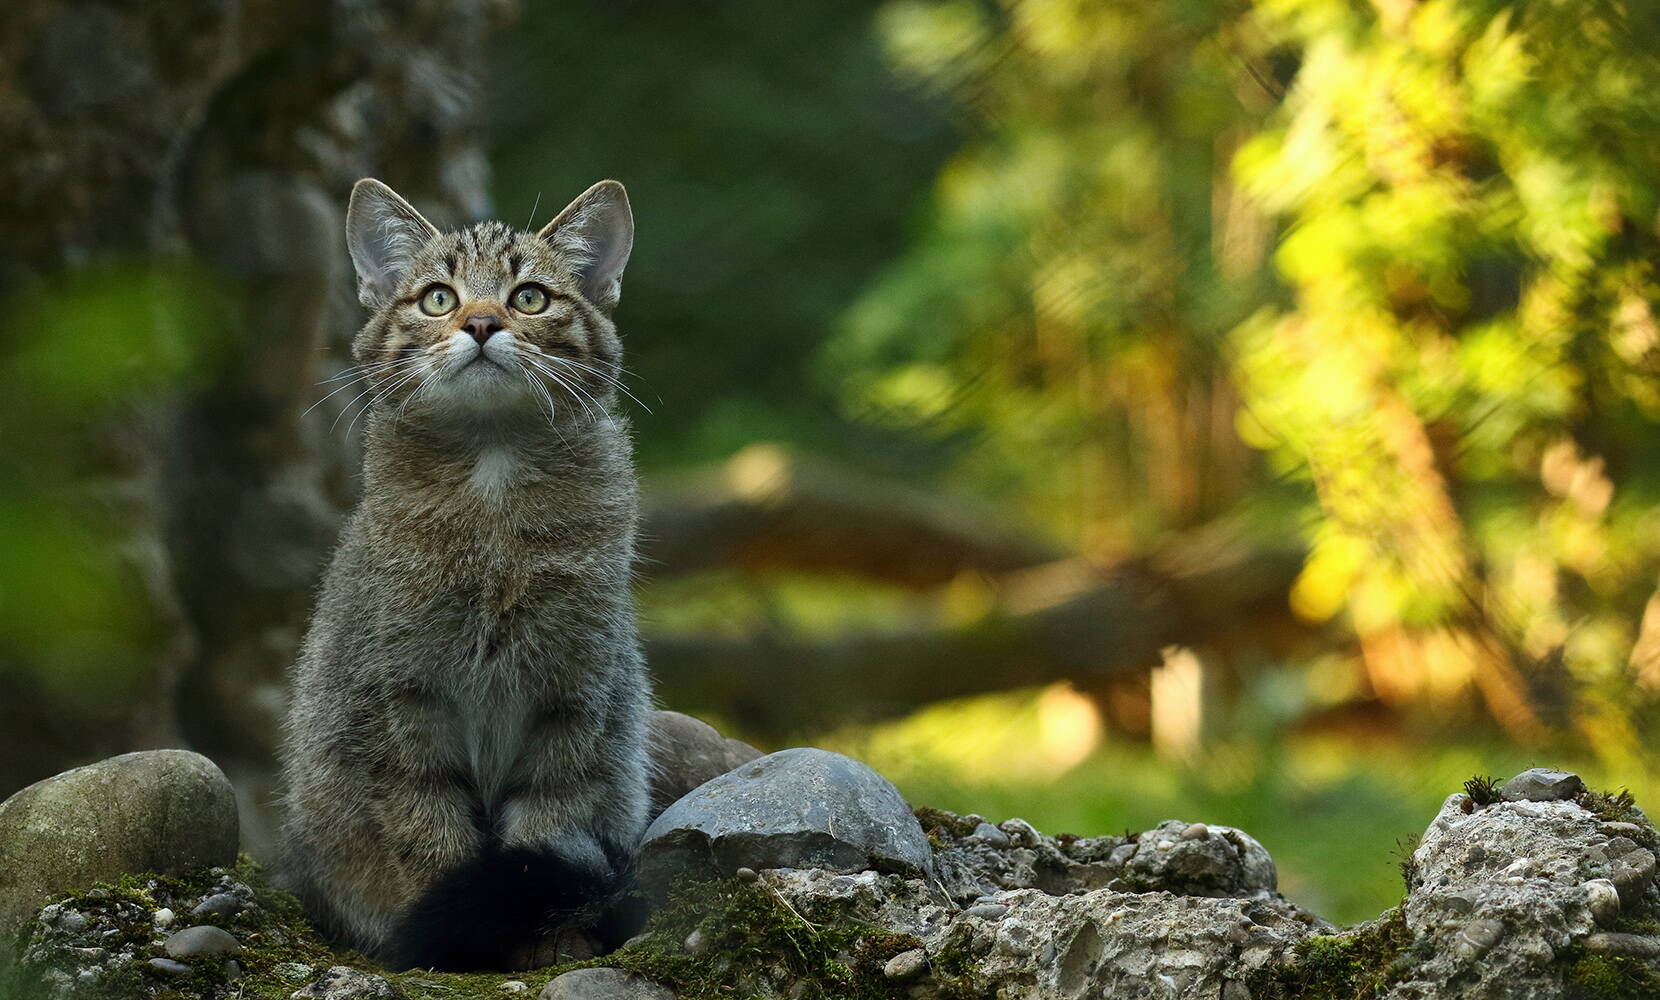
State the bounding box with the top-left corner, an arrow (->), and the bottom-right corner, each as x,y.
489,0 -> 958,470
817,0 -> 1660,748
0,261 -> 231,695
1233,0 -> 1660,746
823,0 -> 1284,549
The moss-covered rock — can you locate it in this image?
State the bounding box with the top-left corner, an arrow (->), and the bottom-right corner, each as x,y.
0,751 -> 238,941
9,768 -> 1660,1000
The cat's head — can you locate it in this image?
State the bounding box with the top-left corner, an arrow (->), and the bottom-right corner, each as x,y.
342,178 -> 633,426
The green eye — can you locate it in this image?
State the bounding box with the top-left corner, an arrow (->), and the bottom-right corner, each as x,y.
510,284 -> 549,314
419,285 -> 456,316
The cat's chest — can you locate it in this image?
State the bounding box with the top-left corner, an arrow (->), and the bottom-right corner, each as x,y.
438,665 -> 536,809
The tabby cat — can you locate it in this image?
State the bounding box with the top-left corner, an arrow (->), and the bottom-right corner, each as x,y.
277,177 -> 649,971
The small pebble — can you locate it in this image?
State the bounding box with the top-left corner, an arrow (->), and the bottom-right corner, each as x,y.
500,981 -> 529,993
684,927 -> 711,954
152,908 -> 175,929
963,903 -> 1009,920
734,867 -> 758,882
883,948 -> 928,981
1456,919 -> 1504,958
1586,932 -> 1660,958
147,958 -> 191,977
1000,818 -> 1042,847
1181,823 -> 1210,841
223,959 -> 243,982
164,925 -> 242,959
192,893 -> 247,918
59,911 -> 88,933
968,822 -> 1012,849
72,947 -> 107,962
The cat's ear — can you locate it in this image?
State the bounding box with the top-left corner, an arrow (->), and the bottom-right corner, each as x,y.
538,181 -> 633,311
346,178 -> 440,309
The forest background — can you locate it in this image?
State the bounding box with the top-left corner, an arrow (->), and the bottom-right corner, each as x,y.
5,0 -> 1660,925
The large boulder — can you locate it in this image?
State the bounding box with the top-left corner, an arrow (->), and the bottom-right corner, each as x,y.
638,747 -> 934,894
645,710 -> 761,820
1258,769 -> 1660,1000
0,750 -> 238,937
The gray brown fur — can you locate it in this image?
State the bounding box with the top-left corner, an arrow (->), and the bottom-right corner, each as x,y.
277,178 -> 648,964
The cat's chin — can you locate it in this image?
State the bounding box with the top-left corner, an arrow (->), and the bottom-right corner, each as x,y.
422,362 -> 540,413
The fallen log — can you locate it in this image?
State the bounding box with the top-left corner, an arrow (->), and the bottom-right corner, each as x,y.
639,444 -> 1062,588
646,537 -> 1309,737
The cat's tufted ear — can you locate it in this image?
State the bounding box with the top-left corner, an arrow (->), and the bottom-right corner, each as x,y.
346,178 -> 440,309
537,181 -> 633,311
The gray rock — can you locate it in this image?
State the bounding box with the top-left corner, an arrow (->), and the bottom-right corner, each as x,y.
1500,768 -> 1585,803
883,947 -> 928,981
1119,820 -> 1277,898
148,957 -> 192,976
762,867 -> 1318,999
192,892 -> 248,918
963,903 -> 1009,920
0,750 -> 239,937
539,967 -> 674,1000
1344,790 -> 1660,998
1585,931 -> 1660,958
290,966 -> 405,999
646,711 -> 762,820
164,924 -> 242,958
968,821 -> 1012,848
1608,841 -> 1657,906
638,748 -> 933,894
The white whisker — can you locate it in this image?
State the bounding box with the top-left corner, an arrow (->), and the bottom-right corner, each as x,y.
524,357 -> 599,423
545,354 -> 653,414
303,358 -> 422,419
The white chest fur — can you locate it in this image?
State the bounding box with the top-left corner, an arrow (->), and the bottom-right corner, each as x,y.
468,447 -> 518,499
445,667 -> 532,812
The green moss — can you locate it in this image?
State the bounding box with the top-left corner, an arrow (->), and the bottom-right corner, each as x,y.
1562,948 -> 1660,999
12,856 -> 342,1000
913,806 -> 979,842
1247,907 -> 1416,1000
558,874 -> 962,1000
11,860 -> 980,1000
1463,776 -> 1502,808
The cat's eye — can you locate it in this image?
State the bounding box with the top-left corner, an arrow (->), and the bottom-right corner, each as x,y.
510,283 -> 550,314
418,285 -> 457,316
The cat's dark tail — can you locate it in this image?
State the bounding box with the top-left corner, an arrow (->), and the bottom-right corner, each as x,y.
388,844 -> 645,972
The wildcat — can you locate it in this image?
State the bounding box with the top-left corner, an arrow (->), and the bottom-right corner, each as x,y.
277,178 -> 650,971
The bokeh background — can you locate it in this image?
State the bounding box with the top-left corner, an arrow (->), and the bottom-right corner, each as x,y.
6,0 -> 1660,926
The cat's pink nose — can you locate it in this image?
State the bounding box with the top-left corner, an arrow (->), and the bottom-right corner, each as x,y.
462,314 -> 503,346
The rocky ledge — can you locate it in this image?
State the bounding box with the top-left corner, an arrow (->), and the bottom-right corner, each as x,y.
2,730 -> 1657,999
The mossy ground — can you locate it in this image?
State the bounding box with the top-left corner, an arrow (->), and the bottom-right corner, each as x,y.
8,859 -> 978,1000
552,874 -> 963,1000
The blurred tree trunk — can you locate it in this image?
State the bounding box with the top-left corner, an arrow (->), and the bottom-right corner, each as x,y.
0,0 -> 513,826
